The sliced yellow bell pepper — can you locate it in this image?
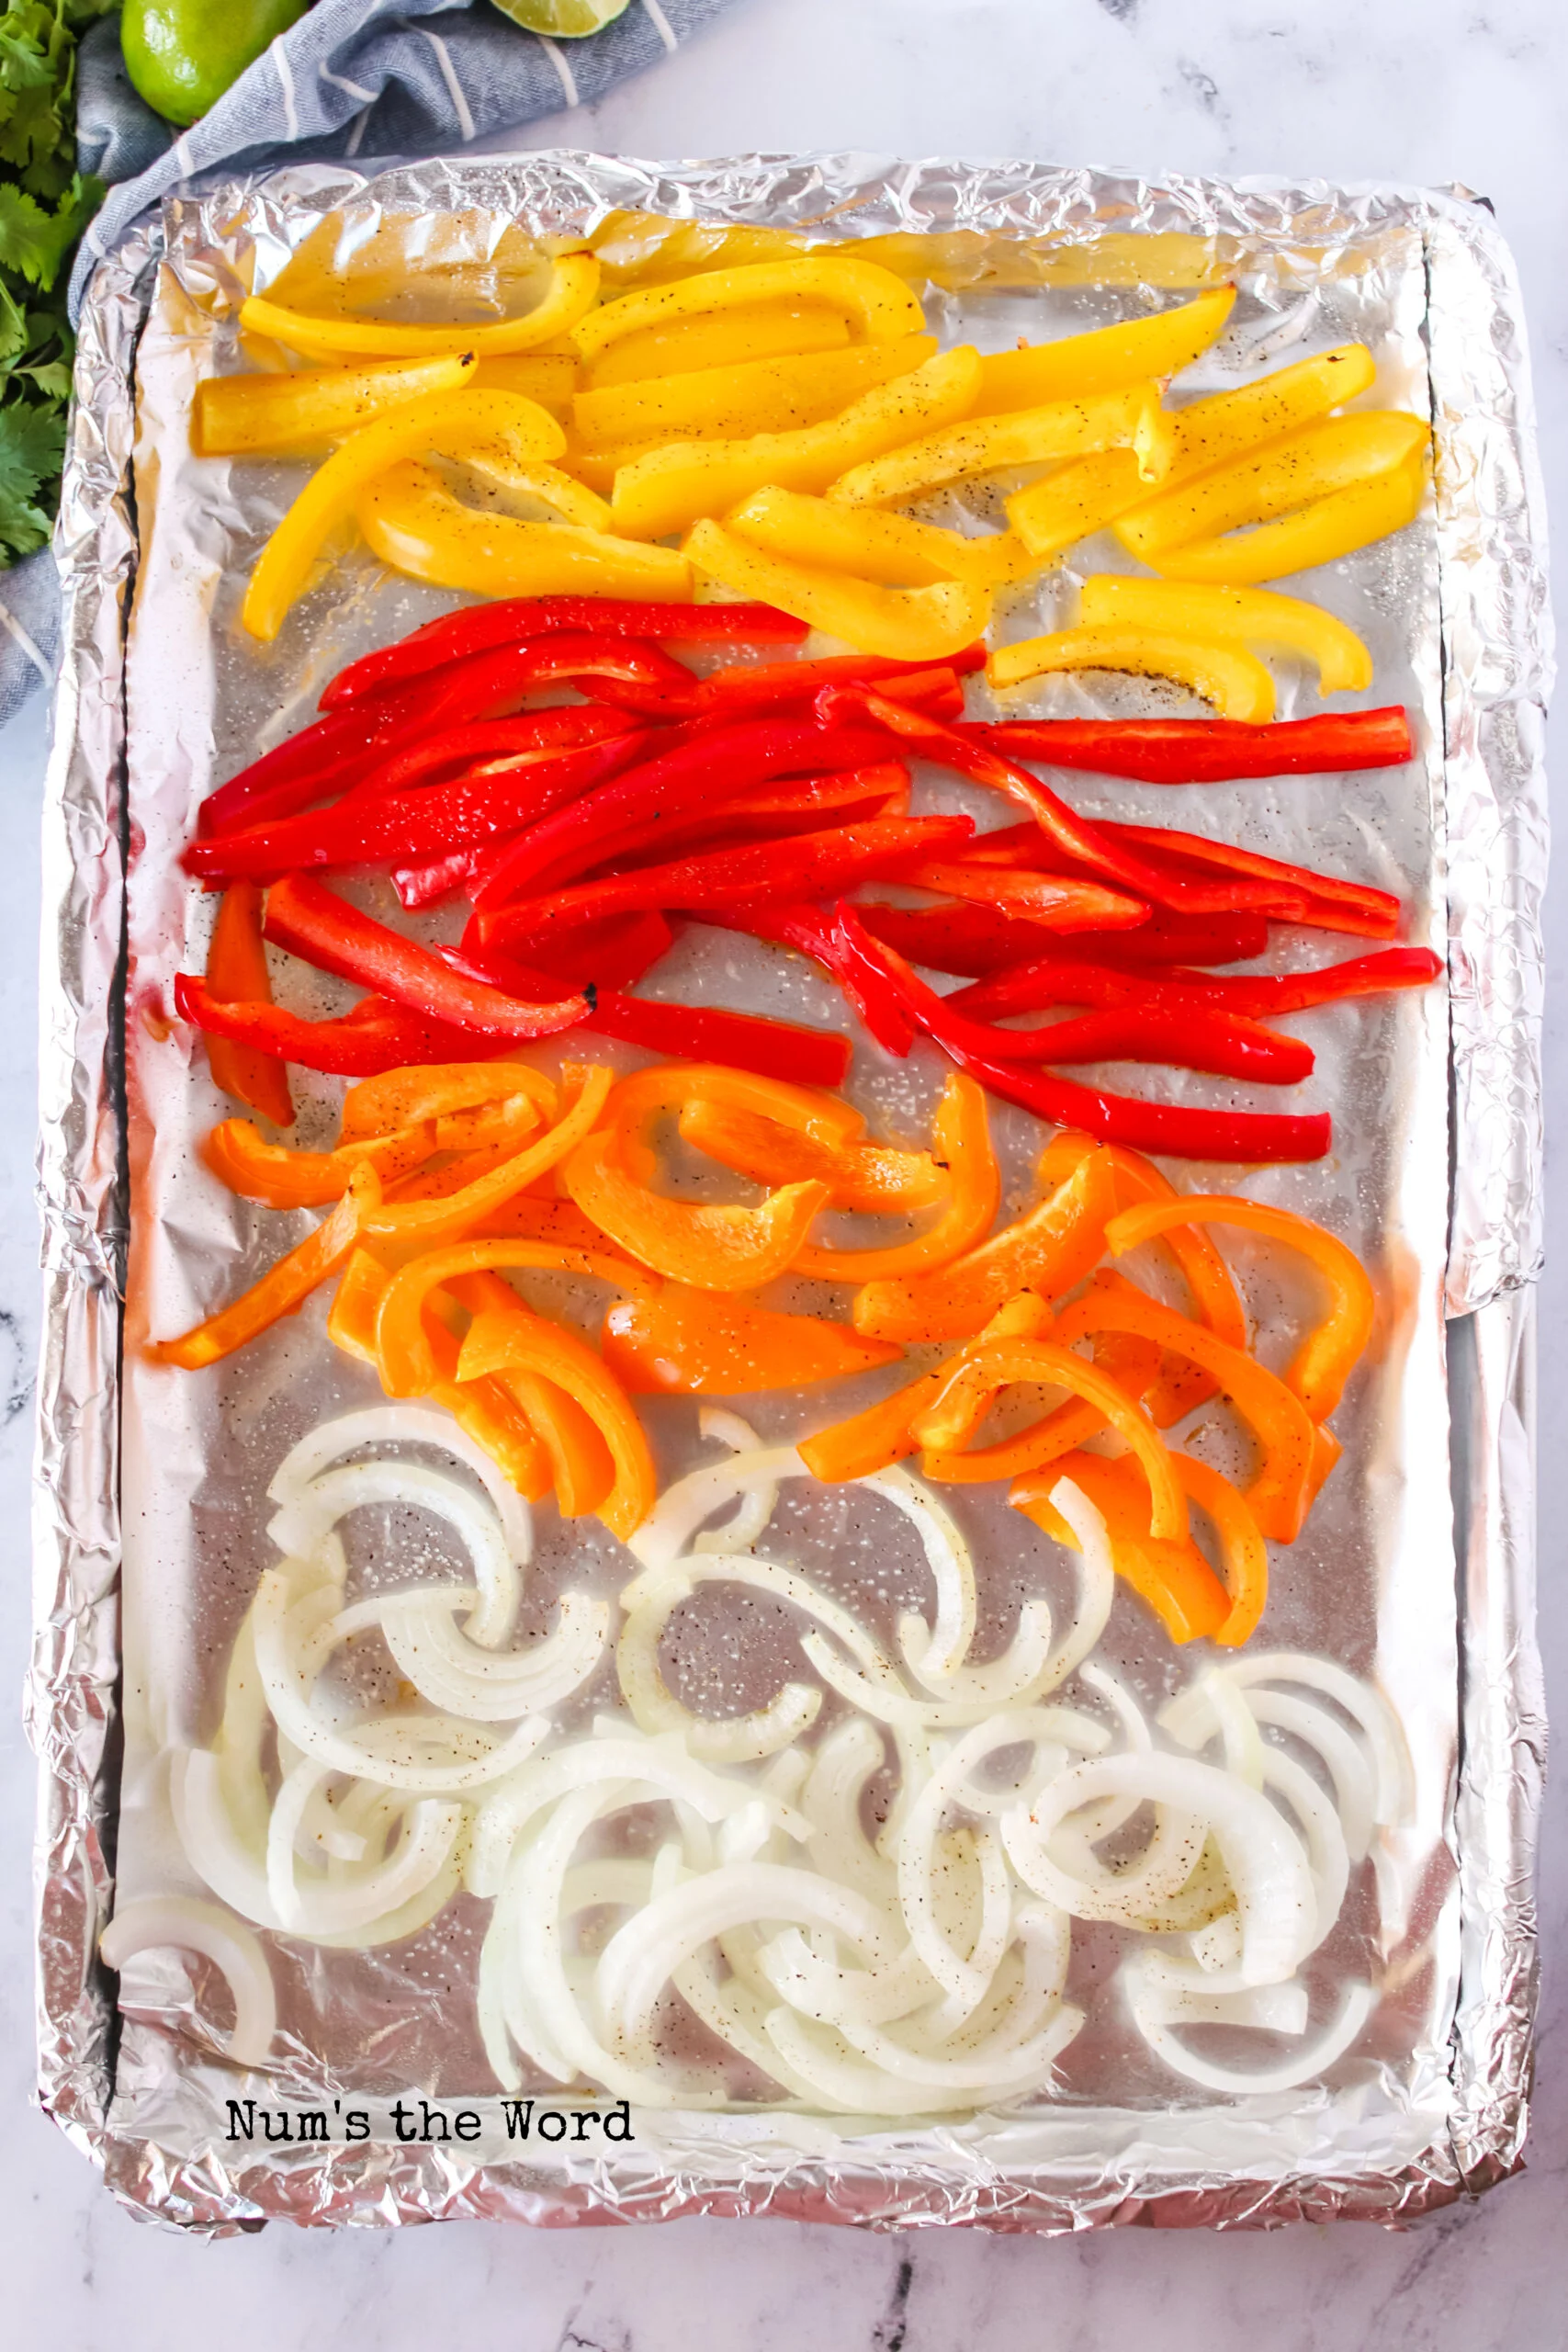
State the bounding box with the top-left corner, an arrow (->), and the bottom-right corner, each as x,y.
572,255 -> 926,368
1147,447 -> 1427,584
239,255 -> 602,361
243,386 -> 567,639
457,1304 -> 657,1541
1117,410 -> 1428,562
968,286 -> 1235,418
1154,343 -> 1378,493
795,1072 -> 998,1283
724,484 -> 1041,590
987,623 -> 1277,721
827,379 -> 1173,509
469,355 -> 579,411
359,461 -> 693,601
460,454 -> 615,532
589,212 -> 808,288
1077,577 -> 1373,695
194,352 -> 478,458
362,1064 -> 614,1252
563,1127 -> 829,1290
684,520 -> 992,662
1005,448 -> 1157,561
571,335 -> 937,449
607,345 -> 982,541
581,300 -> 852,391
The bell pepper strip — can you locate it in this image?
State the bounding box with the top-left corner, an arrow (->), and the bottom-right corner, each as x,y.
571,334 -> 938,447
914,1333 -> 1188,1541
186,734 -> 652,884
946,820 -> 1305,922
987,626 -> 1278,724
353,706 -> 638,803
469,717 -> 895,909
724,485 -> 1041,592
797,1294 -> 1055,1484
201,883 -> 295,1125
984,706 -> 1413,785
199,697 -> 426,839
794,1072 -> 998,1284
453,1305 -> 657,1541
515,763 -> 913,876
956,943 -> 1442,1024
669,652 -> 984,728
682,519 -> 996,664
607,346 -> 983,540
203,1115 -> 439,1209
1005,448 -> 1168,564
1010,1451 -> 1230,1645
375,1237 -> 654,1400
328,1250 -> 554,1501
572,254 -> 927,368
458,455 -> 616,533
150,1163 -> 381,1371
338,1061 -> 558,1142
1100,821 -> 1401,940
362,1065 -> 615,1251
1116,412 -> 1429,565
590,998 -> 851,1089
1055,1269 -> 1315,1542
1106,1194 -> 1375,1422
852,1142 -> 1117,1343
320,597 -> 807,713
243,389 -> 569,641
918,1325 -> 1156,1487
967,287 -> 1235,417
851,899 -> 1272,978
175,976 -> 502,1079
468,356 -> 579,411
1131,342 -> 1380,503
357,461 -> 694,603
497,910 -> 674,993
1148,447 -> 1428,585
602,1285 -> 903,1396
262,876 -> 587,1043
470,815 -> 976,951
677,1100 -> 947,1215
1077,578 -> 1374,696
897,859 -> 1152,934
594,1060 -> 865,1176
443,1270 -> 616,1518
240,257 -> 602,362
941,1033 -> 1333,1164
817,685 -> 1292,918
193,352 -> 479,458
827,380 -> 1174,509
562,1129 -> 829,1291
697,899 -> 919,1056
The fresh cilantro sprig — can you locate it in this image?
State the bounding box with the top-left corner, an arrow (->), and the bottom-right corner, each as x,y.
0,0 -> 114,564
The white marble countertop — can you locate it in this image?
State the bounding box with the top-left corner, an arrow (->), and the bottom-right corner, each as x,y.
3,0 -> 1563,2338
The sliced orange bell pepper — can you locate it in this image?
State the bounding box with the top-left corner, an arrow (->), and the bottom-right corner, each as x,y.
463,1193 -> 627,1251
152,1164 -> 380,1370
595,1061 -> 863,1189
203,1116 -> 434,1210
795,1072 -> 999,1283
797,1293 -> 1052,1483
1104,1194 -> 1375,1422
602,1284 -> 902,1396
340,1060 -> 560,1143
1054,1269 -> 1314,1542
203,883 -> 295,1128
916,1324 -> 1160,1487
1180,1453 -> 1271,1647
446,1271 -> 614,1517
564,1127 -> 829,1290
364,1065 -> 614,1250
1010,1450 -> 1230,1644
374,1238 -> 656,1400
852,1141 -> 1115,1342
677,1099 -> 946,1214
457,1305 -> 656,1540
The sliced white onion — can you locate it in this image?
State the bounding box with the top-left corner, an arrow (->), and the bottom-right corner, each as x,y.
1246,1689 -> 1377,1863
1214,1653 -> 1413,1826
1025,1477 -> 1117,1692
858,1465 -> 975,1685
628,1445 -> 807,1572
267,1460 -> 520,1650
693,1409 -> 780,1555
617,1566 -> 823,1765
800,1718 -> 895,1899
375,1588 -> 609,1721
762,1996 -> 1084,2118
755,1929 -> 935,2030
266,1752 -> 464,1938
101,1894 -> 276,2066
1127,1973 -> 1377,2095
266,1403 -> 533,1573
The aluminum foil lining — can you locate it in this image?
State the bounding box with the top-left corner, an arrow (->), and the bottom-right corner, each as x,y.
30,153 -> 1548,2235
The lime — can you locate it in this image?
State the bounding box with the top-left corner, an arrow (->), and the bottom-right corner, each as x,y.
488,0 -> 634,36
121,0 -> 310,128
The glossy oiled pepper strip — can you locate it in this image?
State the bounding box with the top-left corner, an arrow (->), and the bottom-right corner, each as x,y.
795,1072 -> 998,1285
150,1165 -> 380,1370
563,1127 -> 829,1291
202,882 -> 295,1126
1100,821 -> 1401,940
987,626 -> 1279,724
895,857 -> 1149,934
977,707 -> 1414,784
955,944 -> 1443,1025
338,1061 -> 559,1142
446,1271 -> 616,1518
1106,1194 -> 1376,1422
853,900 -> 1270,977
176,976 -> 502,1079
797,1295 -> 1054,1484
203,1114 -> 441,1208
602,1286 -> 903,1396
683,518 -> 994,665
374,1238 -> 654,1401
263,876 -> 587,1042
456,1306 -> 657,1541
242,256 -> 601,361
349,707 -> 637,802
1010,1451 -> 1230,1645
677,1100 -> 947,1214
362,1065 -> 615,1250
1076,578 -> 1374,696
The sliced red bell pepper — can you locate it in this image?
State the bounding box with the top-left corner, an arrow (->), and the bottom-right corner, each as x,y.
956,943 -> 1443,1023
817,684 -> 1296,919
175,975 -> 495,1076
977,706 -> 1415,783
470,718 -> 896,910
689,649 -> 983,715
201,881 -> 295,1126
1100,821 -> 1402,940
573,762 -> 912,878
349,705 -> 637,800
199,695 -> 424,839
507,910 -> 676,991
186,734 -> 652,885
852,900 -> 1272,978
897,858 -> 1151,934
263,875 -> 587,1042
470,814 -> 976,953
319,598 -> 809,712
697,900 -> 919,1055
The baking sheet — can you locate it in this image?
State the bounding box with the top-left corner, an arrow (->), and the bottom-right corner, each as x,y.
31,153 -> 1550,2233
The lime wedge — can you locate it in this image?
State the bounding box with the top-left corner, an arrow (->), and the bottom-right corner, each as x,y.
490,0 -> 634,34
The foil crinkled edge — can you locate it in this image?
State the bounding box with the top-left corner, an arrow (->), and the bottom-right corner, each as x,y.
28,152 -> 1549,2234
